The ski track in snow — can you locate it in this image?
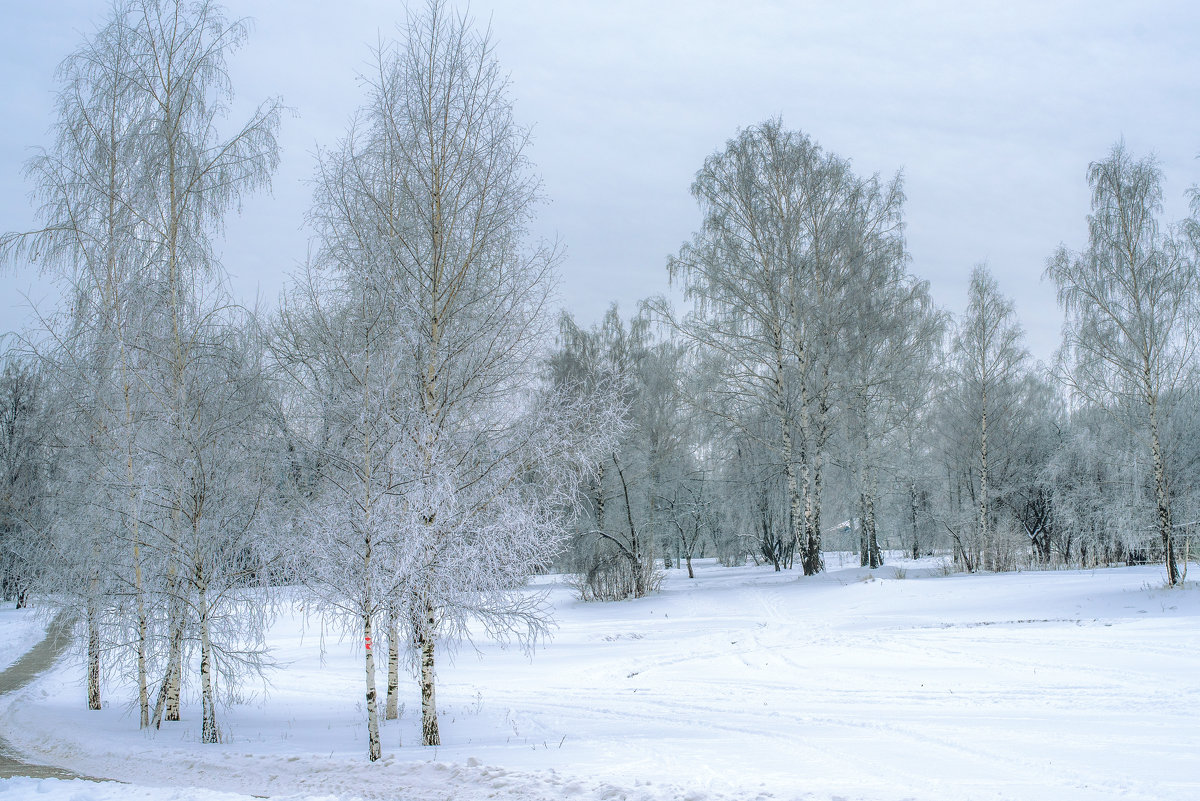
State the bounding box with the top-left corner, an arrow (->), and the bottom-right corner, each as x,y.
2,557 -> 1199,801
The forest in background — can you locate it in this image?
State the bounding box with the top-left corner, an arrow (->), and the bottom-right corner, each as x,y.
1,0 -> 1198,762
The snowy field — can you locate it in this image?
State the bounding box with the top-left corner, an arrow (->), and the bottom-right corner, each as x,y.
3,556 -> 1200,801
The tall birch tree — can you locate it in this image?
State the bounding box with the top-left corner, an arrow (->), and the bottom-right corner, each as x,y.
1046,143 -> 1199,586
280,0 -> 617,758
667,119 -> 903,575
945,265 -> 1029,571
3,0 -> 280,734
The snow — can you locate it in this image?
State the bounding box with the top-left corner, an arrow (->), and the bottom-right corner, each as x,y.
3,556 -> 1200,801
0,605 -> 48,672
0,777 -> 345,801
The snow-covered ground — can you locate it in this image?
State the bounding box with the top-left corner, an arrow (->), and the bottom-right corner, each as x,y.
0,605 -> 48,673
3,556 -> 1200,801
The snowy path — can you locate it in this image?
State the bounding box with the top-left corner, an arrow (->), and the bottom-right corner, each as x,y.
2,560 -> 1198,801
0,607 -> 51,674
0,611 -> 100,781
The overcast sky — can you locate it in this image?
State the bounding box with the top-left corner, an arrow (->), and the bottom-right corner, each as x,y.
2,1 -> 1199,364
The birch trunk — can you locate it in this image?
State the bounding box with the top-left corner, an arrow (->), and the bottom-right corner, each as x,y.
86,593 -> 101,710
910,481 -> 921,560
363,611 -> 382,761
782,424 -> 803,572
385,611 -> 400,720
866,466 -> 881,569
417,603 -> 439,746
595,461 -> 605,532
798,379 -> 818,576
136,599 -> 148,728
1148,397 -> 1179,586
857,422 -> 869,567
121,340 -> 150,728
858,489 -> 869,567
648,463 -> 661,568
978,389 -> 989,572
152,597 -> 184,727
803,378 -> 830,575
198,579 -> 219,744
809,434 -> 825,573
125,440 -> 149,727
773,346 -> 805,574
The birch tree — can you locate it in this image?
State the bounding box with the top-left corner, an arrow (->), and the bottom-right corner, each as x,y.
944,265 -> 1029,571
837,240 -> 941,568
119,0 -> 279,738
667,119 -> 903,575
1046,143 -> 1199,585
275,259 -> 427,761
147,306 -> 279,744
3,0 -> 280,732
550,306 -> 672,600
280,0 -> 617,758
1,0 -> 150,714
